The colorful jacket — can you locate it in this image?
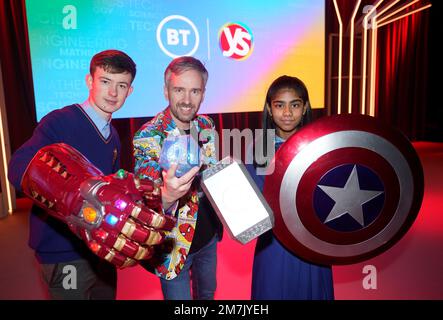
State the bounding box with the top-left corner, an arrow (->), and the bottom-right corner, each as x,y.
133,107 -> 217,280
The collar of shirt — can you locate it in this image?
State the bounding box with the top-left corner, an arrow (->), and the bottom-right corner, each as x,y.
275,135 -> 286,144
275,134 -> 286,150
80,100 -> 111,139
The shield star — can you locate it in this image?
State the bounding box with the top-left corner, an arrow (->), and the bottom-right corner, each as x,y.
318,165 -> 383,226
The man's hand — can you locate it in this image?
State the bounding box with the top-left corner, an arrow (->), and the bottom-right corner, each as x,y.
161,163 -> 201,210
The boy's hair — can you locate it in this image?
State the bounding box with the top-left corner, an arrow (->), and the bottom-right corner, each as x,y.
164,56 -> 208,87
90,49 -> 136,82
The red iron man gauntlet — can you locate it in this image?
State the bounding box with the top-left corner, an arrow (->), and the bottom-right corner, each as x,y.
21,143 -> 176,268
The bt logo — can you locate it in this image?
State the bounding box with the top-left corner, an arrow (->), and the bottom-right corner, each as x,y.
156,16 -> 253,61
219,22 -> 254,60
156,15 -> 200,58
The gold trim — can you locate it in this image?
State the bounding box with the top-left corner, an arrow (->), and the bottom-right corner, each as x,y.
134,177 -> 141,189
104,249 -> 116,263
47,157 -> 56,167
39,152 -> 49,162
121,257 -> 136,268
114,235 -> 126,251
122,219 -> 137,238
131,206 -> 141,219
134,246 -> 149,260
150,213 -> 163,228
145,230 -> 161,245
53,162 -> 62,173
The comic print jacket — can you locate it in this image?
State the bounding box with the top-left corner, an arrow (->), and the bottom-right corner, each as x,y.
133,107 -> 217,279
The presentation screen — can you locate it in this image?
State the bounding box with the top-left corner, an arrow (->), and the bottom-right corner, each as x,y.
25,0 -> 325,121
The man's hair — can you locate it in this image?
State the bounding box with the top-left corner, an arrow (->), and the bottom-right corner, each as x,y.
90,49 -> 136,82
164,56 -> 208,87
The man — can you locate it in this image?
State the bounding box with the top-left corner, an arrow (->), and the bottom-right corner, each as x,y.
133,56 -> 223,300
8,49 -> 174,299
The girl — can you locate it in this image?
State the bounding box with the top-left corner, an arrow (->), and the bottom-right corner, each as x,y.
247,75 -> 334,300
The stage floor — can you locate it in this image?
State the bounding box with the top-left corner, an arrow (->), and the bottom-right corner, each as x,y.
1,141 -> 442,299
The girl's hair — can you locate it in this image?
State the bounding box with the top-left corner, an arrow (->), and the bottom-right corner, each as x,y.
256,75 -> 313,167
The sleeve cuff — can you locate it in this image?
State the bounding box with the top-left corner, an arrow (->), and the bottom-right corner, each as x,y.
164,200 -> 179,215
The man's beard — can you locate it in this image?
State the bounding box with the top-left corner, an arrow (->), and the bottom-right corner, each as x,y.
175,103 -> 197,121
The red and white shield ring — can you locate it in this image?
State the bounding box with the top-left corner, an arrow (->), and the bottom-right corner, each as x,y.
263,114 -> 424,265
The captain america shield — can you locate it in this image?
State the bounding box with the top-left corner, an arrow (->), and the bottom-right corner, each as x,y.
263,114 -> 424,265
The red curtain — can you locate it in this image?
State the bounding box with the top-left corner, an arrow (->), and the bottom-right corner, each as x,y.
0,0 -> 37,152
376,7 -> 429,140
326,0 -> 431,140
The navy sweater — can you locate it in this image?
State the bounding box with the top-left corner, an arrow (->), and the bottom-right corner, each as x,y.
8,104 -> 121,263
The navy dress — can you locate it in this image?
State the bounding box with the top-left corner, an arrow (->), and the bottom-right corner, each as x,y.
246,139 -> 334,300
